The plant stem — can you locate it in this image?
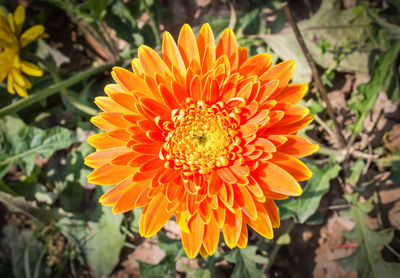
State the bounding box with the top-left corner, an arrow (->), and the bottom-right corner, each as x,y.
282,2 -> 347,148
30,55 -> 99,116
0,64 -> 111,118
265,221 -> 295,274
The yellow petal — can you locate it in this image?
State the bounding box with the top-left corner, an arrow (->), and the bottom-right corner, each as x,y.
7,73 -> 15,94
20,24 -> 45,48
14,82 -> 27,97
21,61 -> 43,76
7,13 -> 15,33
11,69 -> 25,87
22,75 -> 32,89
13,5 -> 25,35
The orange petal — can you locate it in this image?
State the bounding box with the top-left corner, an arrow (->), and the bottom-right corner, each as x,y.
233,183 -> 257,220
88,133 -> 126,150
189,74 -> 202,101
140,192 -> 175,237
270,152 -> 312,181
112,179 -> 151,213
178,24 -> 200,68
259,60 -> 295,95
139,158 -> 164,172
239,123 -> 258,138
238,53 -> 272,77
266,113 -> 314,135
213,205 -> 226,228
216,167 -> 237,184
91,116 -> 116,131
131,143 -> 162,154
256,80 -> 279,104
95,96 -> 132,114
246,176 -> 265,200
140,97 -> 171,119
278,135 -> 319,158
105,91 -> 136,112
176,211 -> 190,233
99,112 -> 133,129
138,45 -> 170,77
256,161 -> 302,196
197,23 -> 215,69
112,67 -> 145,95
85,147 -> 131,168
99,176 -> 133,206
275,83 -> 308,104
237,47 -> 248,69
88,163 -> 133,185
246,201 -> 273,239
131,58 -> 144,76
162,31 -> 186,77
222,207 -> 242,249
216,28 -> 238,72
263,198 -> 280,228
181,214 -> 205,259
203,214 -> 220,256
236,219 -> 248,248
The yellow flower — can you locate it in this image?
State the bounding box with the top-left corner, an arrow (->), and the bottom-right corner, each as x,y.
0,5 -> 47,97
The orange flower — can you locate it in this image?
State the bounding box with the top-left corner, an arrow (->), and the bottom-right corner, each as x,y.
85,24 -> 318,258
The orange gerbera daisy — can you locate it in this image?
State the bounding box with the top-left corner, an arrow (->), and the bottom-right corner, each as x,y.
85,23 -> 318,258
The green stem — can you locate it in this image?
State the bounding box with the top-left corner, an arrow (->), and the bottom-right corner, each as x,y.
142,0 -> 161,47
0,64 -> 111,118
31,55 -> 99,116
265,221 -> 295,275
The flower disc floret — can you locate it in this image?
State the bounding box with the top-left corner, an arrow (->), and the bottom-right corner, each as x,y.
162,99 -> 238,175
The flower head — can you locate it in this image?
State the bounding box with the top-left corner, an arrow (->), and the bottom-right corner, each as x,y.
0,5 -> 46,97
85,24 -> 318,258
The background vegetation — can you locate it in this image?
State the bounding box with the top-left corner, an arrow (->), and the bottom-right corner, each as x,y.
0,0 -> 399,277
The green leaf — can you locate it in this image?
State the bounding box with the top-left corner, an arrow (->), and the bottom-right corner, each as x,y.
225,246 -> 266,278
277,162 -> 341,223
105,0 -> 143,47
0,191 -> 70,224
347,159 -> 365,186
337,194 -> 400,277
349,40 -> 400,135
58,186 -> 125,277
0,116 -> 76,179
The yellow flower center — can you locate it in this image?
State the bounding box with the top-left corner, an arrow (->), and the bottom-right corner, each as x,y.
163,99 -> 238,175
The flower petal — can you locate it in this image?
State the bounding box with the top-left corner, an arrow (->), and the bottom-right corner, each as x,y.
256,161 -> 302,196
140,192 -> 175,237
178,24 -> 200,68
181,214 -> 205,259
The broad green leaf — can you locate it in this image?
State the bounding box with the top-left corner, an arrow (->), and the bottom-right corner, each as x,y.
277,162 -> 341,223
47,141 -> 93,212
58,186 -> 124,278
225,246 -> 266,278
338,194 -> 400,278
0,191 -> 70,224
0,116 -> 76,179
349,40 -> 400,135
